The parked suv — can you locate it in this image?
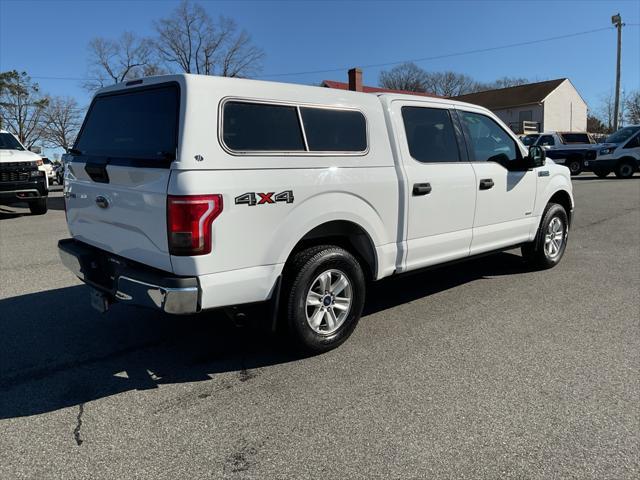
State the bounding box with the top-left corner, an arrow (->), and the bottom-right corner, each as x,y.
0,130 -> 48,214
583,125 -> 640,178
534,131 -> 598,176
58,75 -> 573,353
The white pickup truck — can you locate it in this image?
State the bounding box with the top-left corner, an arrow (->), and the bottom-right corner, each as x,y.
59,75 -> 573,353
0,130 -> 49,214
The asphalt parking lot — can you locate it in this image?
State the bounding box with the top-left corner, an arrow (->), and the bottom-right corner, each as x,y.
1,176 -> 638,479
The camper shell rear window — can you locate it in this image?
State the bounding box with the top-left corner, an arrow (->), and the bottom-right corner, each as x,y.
74,83 -> 179,165
221,100 -> 368,154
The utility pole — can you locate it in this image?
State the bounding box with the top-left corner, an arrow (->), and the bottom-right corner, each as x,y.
612,13 -> 624,131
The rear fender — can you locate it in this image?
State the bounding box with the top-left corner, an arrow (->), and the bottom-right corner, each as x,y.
269,191 -> 392,279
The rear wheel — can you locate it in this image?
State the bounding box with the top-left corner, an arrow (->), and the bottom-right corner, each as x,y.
567,157 -> 582,176
28,198 -> 47,215
282,245 -> 365,354
522,203 -> 568,269
593,168 -> 610,178
614,160 -> 636,179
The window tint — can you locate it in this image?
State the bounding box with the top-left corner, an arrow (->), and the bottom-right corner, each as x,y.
624,134 -> 640,149
538,135 -> 555,146
0,133 -> 25,151
459,111 -> 518,163
561,133 -> 591,144
223,102 -> 305,151
300,107 -> 366,152
76,85 -> 179,160
401,107 -> 460,163
605,126 -> 640,144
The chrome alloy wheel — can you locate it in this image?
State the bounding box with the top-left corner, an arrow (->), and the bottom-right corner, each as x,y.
305,269 -> 352,335
544,216 -> 565,259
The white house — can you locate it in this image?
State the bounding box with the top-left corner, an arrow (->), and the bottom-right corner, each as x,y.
453,78 -> 587,134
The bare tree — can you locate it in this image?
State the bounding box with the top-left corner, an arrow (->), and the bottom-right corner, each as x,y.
40,96 -> 84,151
0,70 -> 48,148
626,90 -> 640,125
84,32 -> 158,91
488,76 -> 529,89
599,90 -> 616,131
424,71 -> 477,97
587,113 -> 608,134
379,62 -> 429,92
599,89 -> 629,130
154,0 -> 264,77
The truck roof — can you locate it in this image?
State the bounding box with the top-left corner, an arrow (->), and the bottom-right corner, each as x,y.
94,73 -> 494,116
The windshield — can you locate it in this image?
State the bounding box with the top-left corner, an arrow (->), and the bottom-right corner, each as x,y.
605,126 -> 640,144
0,132 -> 25,151
75,84 -> 179,160
521,135 -> 539,146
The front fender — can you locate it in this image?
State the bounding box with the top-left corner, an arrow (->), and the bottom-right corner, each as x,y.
535,170 -> 574,217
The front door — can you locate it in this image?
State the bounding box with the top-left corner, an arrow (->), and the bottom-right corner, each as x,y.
395,102 -> 477,271
456,108 -> 538,255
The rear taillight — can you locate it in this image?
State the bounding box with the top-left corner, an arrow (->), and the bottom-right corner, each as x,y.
167,195 -> 223,256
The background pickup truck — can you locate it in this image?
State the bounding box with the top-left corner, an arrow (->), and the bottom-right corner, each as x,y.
58,74 -> 574,353
0,130 -> 48,215
534,131 -> 598,175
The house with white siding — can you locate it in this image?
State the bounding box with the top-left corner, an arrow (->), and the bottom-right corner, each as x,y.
452,78 -> 587,134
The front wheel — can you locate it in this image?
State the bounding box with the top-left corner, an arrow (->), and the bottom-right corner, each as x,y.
614,161 -> 636,179
567,158 -> 582,176
28,198 -> 48,215
283,245 -> 366,354
522,203 -> 569,269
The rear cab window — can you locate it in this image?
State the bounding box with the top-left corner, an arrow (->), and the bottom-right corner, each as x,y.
74,83 -> 180,166
560,133 -> 592,144
221,100 -> 367,154
401,106 -> 460,163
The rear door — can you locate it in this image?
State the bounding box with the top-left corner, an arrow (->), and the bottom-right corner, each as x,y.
65,83 -> 180,272
394,101 -> 476,271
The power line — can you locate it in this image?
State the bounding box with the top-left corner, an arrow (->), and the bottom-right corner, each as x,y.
25,24 -> 636,83
259,26 -> 616,78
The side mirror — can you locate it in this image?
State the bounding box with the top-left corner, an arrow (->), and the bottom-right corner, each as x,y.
527,145 -> 546,168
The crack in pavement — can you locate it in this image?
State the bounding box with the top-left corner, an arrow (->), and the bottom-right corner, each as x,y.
73,403 -> 84,446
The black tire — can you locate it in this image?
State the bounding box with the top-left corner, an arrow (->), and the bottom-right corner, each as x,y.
282,245 -> 366,354
593,168 -> 610,178
614,160 -> 636,179
28,198 -> 48,215
521,203 -> 569,269
567,157 -> 582,176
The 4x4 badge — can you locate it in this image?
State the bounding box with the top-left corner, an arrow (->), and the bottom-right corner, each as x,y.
235,190 -> 294,206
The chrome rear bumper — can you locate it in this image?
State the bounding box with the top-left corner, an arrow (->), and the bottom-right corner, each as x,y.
58,239 -> 199,315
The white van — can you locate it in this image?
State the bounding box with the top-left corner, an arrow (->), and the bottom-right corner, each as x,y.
59,74 -> 573,352
584,125 -> 640,178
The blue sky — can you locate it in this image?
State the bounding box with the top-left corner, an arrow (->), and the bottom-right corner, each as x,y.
1,0 -> 639,112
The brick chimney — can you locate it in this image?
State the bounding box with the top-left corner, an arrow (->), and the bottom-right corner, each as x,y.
348,68 -> 363,92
